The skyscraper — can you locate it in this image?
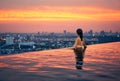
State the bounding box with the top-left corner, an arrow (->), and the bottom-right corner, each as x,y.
6,35 -> 14,45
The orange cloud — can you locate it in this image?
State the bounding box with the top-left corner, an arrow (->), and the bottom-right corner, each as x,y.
0,7 -> 120,21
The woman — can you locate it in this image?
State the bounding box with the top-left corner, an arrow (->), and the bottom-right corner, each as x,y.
73,28 -> 87,69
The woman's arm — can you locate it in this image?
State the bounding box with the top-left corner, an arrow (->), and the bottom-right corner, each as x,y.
73,38 -> 78,49
83,40 -> 87,52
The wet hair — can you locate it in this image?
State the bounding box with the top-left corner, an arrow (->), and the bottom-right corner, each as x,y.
76,28 -> 83,41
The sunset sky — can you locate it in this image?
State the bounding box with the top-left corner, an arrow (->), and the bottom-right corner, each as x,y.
0,0 -> 120,33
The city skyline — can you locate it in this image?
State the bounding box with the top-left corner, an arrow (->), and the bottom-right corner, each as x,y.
0,28 -> 119,33
0,0 -> 120,32
0,30 -> 119,55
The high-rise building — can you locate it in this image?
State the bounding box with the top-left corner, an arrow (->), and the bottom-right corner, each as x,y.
63,30 -> 67,35
88,30 -> 93,36
6,35 -> 14,45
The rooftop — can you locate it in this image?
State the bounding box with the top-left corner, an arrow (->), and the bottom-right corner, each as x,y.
0,42 -> 120,81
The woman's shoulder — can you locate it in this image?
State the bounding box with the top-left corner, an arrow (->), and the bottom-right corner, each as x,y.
76,37 -> 81,40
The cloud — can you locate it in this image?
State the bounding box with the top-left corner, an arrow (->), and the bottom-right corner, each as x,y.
0,7 -> 120,21
0,0 -> 120,10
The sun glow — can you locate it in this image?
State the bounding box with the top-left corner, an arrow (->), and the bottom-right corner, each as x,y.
0,7 -> 120,21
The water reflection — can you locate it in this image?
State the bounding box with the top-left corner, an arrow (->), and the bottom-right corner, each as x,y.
0,49 -> 75,72
74,49 -> 84,70
0,42 -> 120,71
0,42 -> 120,81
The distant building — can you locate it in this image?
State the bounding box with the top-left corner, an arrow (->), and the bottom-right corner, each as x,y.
100,30 -> 105,36
63,30 -> 67,35
19,42 -> 35,46
6,36 -> 14,45
19,41 -> 35,49
88,30 -> 93,36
